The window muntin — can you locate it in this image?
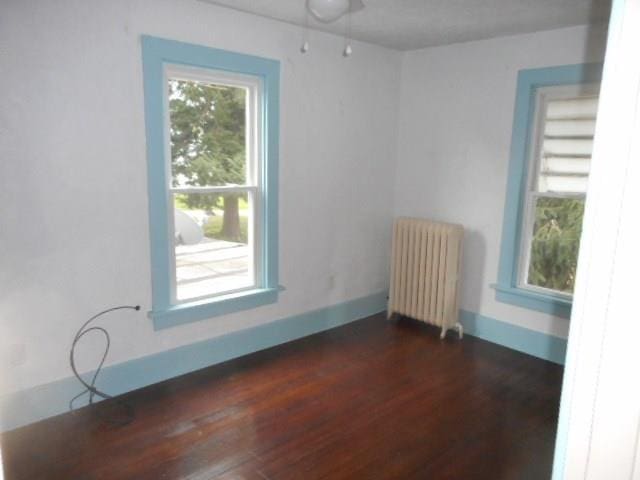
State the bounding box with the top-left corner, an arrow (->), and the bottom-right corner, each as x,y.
518,85 -> 599,296
166,66 -> 262,303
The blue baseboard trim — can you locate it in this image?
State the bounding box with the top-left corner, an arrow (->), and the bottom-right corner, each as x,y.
460,309 -> 567,365
0,291 -> 387,433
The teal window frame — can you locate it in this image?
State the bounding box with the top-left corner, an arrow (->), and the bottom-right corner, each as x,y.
494,63 -> 602,319
141,36 -> 280,330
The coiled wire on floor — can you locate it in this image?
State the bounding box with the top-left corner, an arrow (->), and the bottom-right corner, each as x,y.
69,305 -> 140,426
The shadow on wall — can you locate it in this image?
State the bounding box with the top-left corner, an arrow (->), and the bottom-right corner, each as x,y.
585,0 -> 611,62
461,229 -> 486,314
457,226 -> 568,364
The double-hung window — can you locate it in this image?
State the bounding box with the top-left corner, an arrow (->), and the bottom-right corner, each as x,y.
168,68 -> 261,302
520,88 -> 598,295
495,64 -> 602,318
141,37 -> 280,329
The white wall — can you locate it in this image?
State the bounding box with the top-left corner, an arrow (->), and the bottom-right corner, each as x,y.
0,0 -> 401,396
0,0 -> 610,402
393,25 -> 607,339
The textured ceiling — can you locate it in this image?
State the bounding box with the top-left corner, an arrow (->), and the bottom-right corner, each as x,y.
199,0 -> 611,51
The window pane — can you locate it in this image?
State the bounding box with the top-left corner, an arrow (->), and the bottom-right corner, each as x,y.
527,196 -> 585,294
168,79 -> 248,187
173,191 -> 253,301
536,94 -> 598,195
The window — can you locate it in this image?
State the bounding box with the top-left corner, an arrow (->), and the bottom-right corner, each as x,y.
520,87 -> 599,296
141,37 -> 280,329
495,64 -> 602,318
168,69 -> 260,302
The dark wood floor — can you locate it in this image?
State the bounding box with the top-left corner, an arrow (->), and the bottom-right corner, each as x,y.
1,314 -> 563,480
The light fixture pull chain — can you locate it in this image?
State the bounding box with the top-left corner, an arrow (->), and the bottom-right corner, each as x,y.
301,2 -> 310,53
343,8 -> 353,57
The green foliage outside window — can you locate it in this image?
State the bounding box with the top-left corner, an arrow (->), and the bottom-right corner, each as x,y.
169,79 -> 247,241
527,197 -> 585,294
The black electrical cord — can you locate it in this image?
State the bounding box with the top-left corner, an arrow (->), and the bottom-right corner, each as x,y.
69,305 -> 140,426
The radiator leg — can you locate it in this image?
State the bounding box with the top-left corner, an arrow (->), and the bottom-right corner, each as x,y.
440,326 -> 447,340
456,323 -> 464,339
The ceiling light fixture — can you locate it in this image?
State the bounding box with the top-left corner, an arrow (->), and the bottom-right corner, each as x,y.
301,0 -> 363,56
306,0 -> 364,24
306,0 -> 350,23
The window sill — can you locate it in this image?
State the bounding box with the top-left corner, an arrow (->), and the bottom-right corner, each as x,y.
149,286 -> 282,330
491,284 -> 572,319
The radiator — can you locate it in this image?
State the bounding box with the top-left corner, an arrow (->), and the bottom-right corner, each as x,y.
388,217 -> 464,339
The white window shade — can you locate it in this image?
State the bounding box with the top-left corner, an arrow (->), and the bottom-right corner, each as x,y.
546,97 -> 599,119
537,95 -> 599,194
